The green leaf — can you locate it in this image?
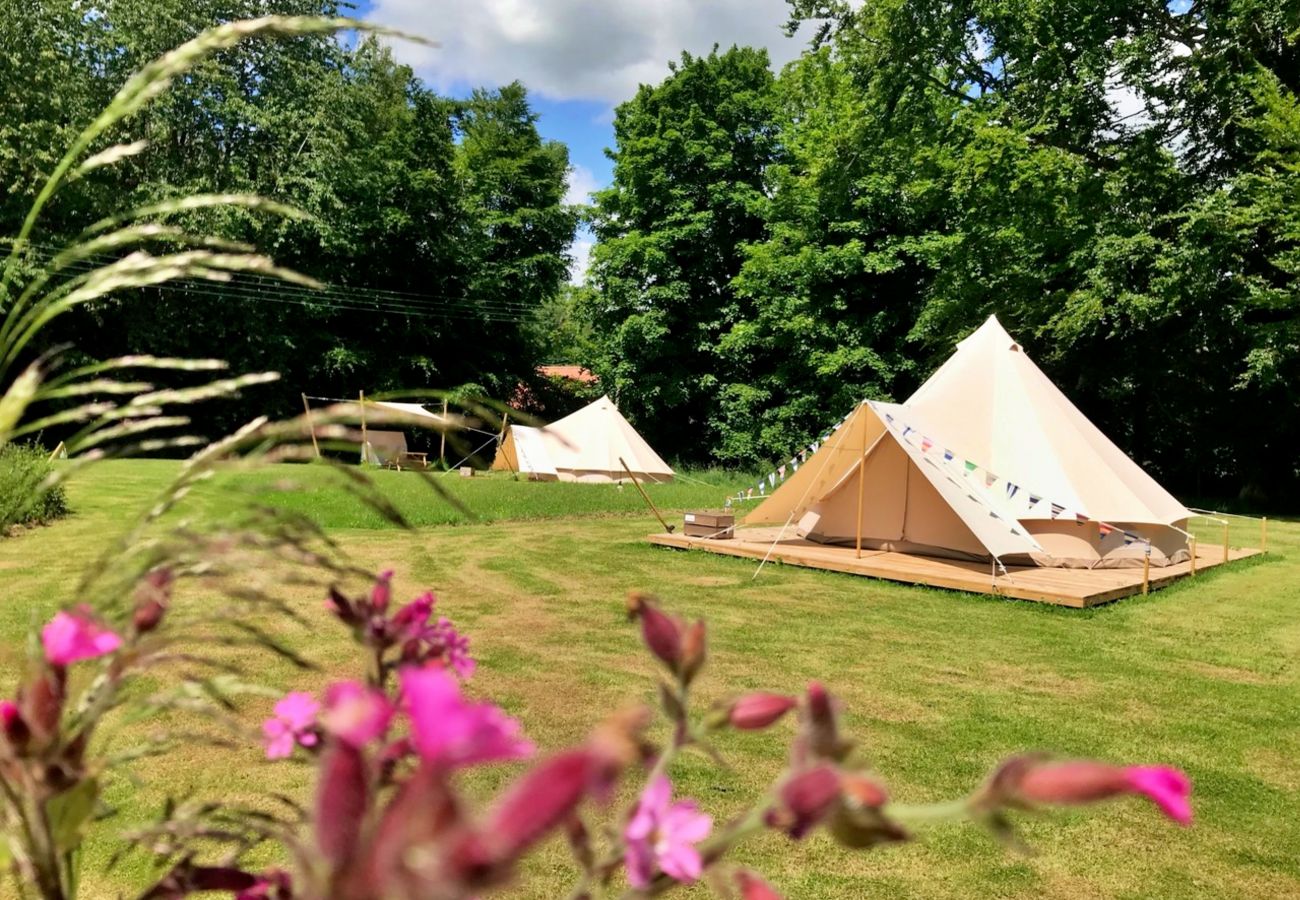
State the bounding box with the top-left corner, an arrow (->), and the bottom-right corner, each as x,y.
46,777 -> 99,851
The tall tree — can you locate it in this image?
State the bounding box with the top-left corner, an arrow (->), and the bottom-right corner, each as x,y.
587,46 -> 777,462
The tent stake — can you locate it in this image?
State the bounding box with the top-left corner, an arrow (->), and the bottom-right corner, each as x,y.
301,393 -> 320,459
621,456 -> 673,534
1189,536 -> 1197,576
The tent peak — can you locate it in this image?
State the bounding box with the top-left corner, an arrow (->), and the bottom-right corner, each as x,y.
957,314 -> 1020,353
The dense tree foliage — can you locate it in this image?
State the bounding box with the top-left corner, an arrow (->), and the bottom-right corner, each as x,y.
584,0 -> 1300,503
586,46 -> 778,461
2,1 -> 577,441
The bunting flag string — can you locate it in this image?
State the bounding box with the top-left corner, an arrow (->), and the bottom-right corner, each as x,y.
878,404 -> 1157,553
728,401 -> 1154,558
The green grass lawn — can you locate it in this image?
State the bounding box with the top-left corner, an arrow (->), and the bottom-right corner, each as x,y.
1,460 -> 1298,899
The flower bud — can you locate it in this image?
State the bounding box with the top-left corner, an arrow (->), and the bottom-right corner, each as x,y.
371,569 -> 394,613
680,619 -> 707,684
826,772 -> 907,849
1,700 -> 30,752
132,568 -> 171,634
485,750 -> 597,862
995,758 -> 1193,826
326,586 -> 361,626
840,772 -> 889,809
803,682 -> 852,762
729,693 -> 797,730
21,671 -> 64,740
635,601 -> 682,671
767,764 -> 841,838
315,742 -> 369,866
736,870 -> 783,900
133,599 -> 166,634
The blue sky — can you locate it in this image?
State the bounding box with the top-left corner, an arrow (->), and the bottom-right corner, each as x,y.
350,0 -> 808,280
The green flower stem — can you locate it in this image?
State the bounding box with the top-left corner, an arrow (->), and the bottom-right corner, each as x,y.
886,798 -> 973,828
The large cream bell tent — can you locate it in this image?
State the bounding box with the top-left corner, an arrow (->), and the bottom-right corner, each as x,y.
491,395 -> 674,484
747,315 -> 1192,569
651,315 -> 1260,606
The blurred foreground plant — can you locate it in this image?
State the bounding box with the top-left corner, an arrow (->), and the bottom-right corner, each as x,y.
0,578 -> 1191,898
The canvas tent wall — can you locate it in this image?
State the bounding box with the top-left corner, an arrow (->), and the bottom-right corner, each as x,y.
746,401 -> 1045,565
745,316 -> 1191,569
491,395 -> 674,483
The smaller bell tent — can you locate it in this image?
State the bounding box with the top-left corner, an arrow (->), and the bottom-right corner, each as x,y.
491,395 -> 674,484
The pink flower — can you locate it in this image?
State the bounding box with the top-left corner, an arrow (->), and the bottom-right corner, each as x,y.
1124,766 -> 1193,825
391,592 -> 435,638
400,666 -> 533,767
1014,760 -> 1193,825
41,608 -> 122,666
624,775 -> 713,888
262,692 -> 320,759
323,681 -> 393,747
424,616 -> 476,678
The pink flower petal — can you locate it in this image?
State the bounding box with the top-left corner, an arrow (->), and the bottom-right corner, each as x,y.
41,608 -> 123,666
400,666 -> 533,768
1125,766 -> 1193,825
324,681 -> 393,747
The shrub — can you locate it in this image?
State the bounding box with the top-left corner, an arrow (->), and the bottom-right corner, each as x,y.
0,443 -> 68,532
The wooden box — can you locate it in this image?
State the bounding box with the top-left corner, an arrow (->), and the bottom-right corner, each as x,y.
683,510 -> 734,539
459,466 -> 475,478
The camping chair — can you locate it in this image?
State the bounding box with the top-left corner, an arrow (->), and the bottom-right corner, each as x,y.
365,431 -> 428,471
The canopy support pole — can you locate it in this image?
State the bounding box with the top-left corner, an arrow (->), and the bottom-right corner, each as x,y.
359,390 -> 367,465
1222,521 -> 1229,564
301,393 -> 320,459
1189,536 -> 1197,575
621,457 -> 673,534
1142,543 -> 1151,596
1261,516 -> 1268,552
496,412 -> 516,478
439,399 -> 448,468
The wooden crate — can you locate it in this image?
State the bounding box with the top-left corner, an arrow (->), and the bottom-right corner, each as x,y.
683,510 -> 735,539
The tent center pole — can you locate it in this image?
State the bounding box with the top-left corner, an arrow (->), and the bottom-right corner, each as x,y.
854,405 -> 867,558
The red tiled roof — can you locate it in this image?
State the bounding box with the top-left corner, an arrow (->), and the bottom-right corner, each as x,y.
537,365 -> 598,383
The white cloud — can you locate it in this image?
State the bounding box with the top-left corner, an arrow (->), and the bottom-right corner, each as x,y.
568,236 -> 593,285
564,163 -> 599,207
370,0 -> 807,103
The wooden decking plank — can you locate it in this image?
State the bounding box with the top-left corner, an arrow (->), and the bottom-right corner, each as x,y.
646,528 -> 1261,607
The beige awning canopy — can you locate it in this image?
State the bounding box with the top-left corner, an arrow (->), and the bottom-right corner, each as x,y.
746,400 -> 1043,562
492,395 -> 674,484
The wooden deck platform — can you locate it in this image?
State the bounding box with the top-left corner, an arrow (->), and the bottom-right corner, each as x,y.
647,528 -> 1262,607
